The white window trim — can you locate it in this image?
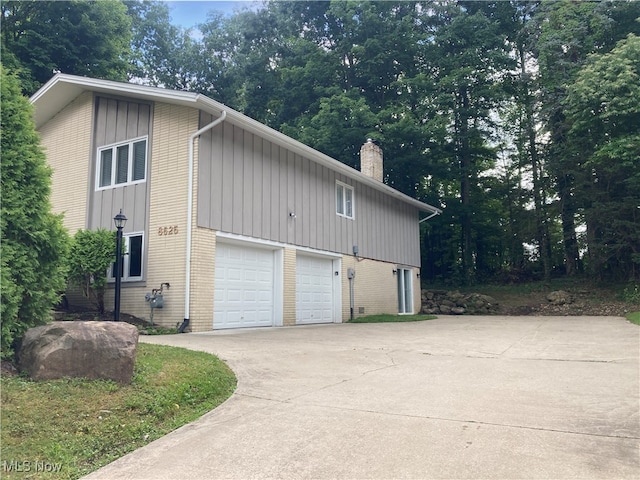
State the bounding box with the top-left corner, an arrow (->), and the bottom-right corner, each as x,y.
109,232 -> 145,282
336,180 -> 355,219
96,136 -> 148,191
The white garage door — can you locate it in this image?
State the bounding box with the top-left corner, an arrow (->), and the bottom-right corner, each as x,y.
296,254 -> 335,324
214,243 -> 275,329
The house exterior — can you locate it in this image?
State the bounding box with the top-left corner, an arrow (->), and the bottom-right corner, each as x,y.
31,74 -> 441,332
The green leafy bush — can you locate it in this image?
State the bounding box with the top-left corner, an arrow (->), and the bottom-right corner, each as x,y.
0,67 -> 69,359
67,229 -> 117,313
621,284 -> 640,304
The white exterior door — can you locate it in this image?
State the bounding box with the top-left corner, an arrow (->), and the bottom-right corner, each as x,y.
214,242 -> 275,329
296,254 -> 336,324
397,268 -> 414,314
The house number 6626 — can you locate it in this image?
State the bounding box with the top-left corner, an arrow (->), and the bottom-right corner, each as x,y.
158,225 -> 179,236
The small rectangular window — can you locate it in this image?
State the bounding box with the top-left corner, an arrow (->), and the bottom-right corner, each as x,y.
336,181 -> 354,219
116,145 -> 129,184
96,137 -> 147,190
128,235 -> 143,278
110,233 -> 144,281
336,184 -> 344,215
132,141 -> 146,181
99,150 -> 112,187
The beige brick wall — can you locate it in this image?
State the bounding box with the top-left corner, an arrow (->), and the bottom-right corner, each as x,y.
38,92 -> 93,309
341,257 -> 420,319
39,91 -> 93,234
189,227 -> 216,332
189,129 -> 216,333
187,123 -> 217,332
413,272 -> 422,314
283,247 -> 297,326
117,102 -> 199,327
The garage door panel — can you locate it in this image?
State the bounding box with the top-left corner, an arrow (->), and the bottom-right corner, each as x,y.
214,243 -> 275,329
228,290 -> 243,302
296,254 -> 335,324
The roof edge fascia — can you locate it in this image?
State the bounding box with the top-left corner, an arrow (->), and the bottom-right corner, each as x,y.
31,73 -> 200,105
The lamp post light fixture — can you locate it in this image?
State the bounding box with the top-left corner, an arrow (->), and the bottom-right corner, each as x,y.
113,209 -> 127,321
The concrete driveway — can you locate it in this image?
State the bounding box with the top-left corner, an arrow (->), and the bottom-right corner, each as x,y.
86,316 -> 639,479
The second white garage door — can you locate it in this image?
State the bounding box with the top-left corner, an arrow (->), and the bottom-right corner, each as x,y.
296,254 -> 336,324
214,242 -> 275,329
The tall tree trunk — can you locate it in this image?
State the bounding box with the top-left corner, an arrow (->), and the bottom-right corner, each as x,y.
558,174 -> 580,275
458,87 -> 474,284
520,48 -> 551,282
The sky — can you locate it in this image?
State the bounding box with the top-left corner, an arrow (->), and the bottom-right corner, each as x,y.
165,1 -> 261,29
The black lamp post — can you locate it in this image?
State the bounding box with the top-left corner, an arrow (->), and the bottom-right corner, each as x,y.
113,209 -> 127,321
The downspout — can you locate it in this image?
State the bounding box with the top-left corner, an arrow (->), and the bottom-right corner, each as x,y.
419,210 -> 441,223
181,110 -> 227,333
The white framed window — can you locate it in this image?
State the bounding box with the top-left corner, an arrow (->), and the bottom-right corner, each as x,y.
110,233 -> 144,282
97,137 -> 147,190
336,181 -> 354,219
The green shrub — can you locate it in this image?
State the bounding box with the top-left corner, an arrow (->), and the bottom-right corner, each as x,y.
67,229 -> 117,313
0,66 -> 69,360
621,284 -> 640,304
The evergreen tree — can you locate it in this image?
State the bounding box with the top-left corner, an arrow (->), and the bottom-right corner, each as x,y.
0,67 -> 69,359
419,1 -> 516,283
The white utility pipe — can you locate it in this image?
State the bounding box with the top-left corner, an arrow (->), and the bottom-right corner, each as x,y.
184,110 -> 227,324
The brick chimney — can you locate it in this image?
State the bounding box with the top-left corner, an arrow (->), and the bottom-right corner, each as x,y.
360,139 -> 383,182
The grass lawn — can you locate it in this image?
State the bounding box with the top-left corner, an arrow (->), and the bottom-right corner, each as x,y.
349,314 -> 437,323
626,312 -> 640,326
1,343 -> 236,479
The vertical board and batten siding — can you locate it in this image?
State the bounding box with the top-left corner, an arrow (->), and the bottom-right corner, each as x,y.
197,115 -> 421,267
89,96 -> 152,233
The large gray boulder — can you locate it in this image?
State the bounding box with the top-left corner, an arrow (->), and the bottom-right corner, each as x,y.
18,321 -> 139,384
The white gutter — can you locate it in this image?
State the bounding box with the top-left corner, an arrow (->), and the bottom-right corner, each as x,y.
184,111 -> 227,324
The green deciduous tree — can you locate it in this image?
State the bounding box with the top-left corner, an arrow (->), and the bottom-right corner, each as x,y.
127,1 -> 215,93
536,0 -> 640,278
0,67 -> 69,359
565,34 -> 640,281
1,0 -> 131,95
67,229 -> 118,314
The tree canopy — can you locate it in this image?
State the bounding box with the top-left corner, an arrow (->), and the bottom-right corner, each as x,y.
565,34 -> 640,281
1,0 -> 131,95
3,0 -> 639,284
